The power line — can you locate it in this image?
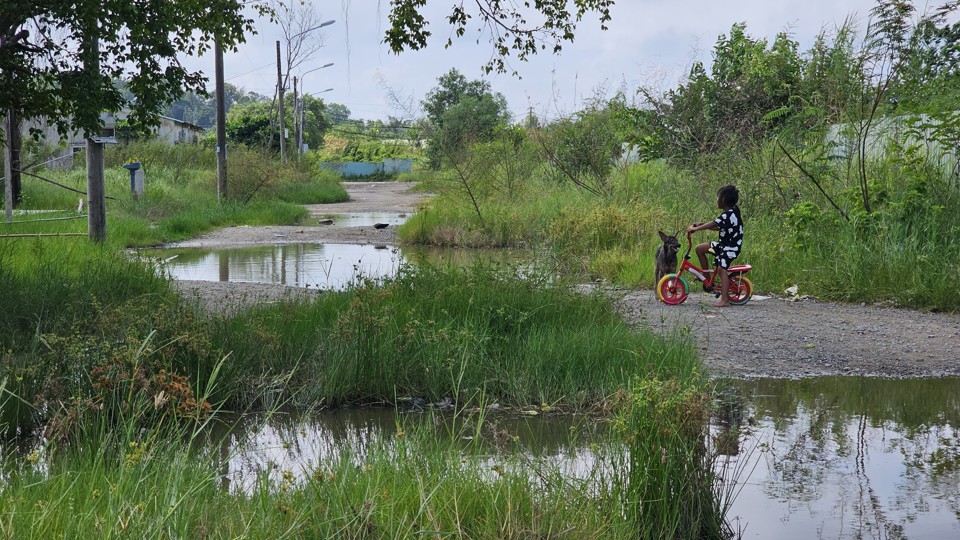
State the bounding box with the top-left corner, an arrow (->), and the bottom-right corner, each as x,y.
225,62 -> 276,82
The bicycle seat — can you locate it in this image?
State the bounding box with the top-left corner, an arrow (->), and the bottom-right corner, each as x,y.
728,264 -> 752,273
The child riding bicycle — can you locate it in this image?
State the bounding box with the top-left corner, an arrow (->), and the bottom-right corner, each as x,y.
686,185 -> 744,307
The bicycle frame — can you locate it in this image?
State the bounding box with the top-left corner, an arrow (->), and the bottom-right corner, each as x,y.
677,234 -> 717,288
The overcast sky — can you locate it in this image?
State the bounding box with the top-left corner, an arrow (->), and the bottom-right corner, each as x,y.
182,1 -> 882,123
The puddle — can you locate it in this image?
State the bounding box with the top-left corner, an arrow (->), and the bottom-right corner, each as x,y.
217,408 -> 606,494
154,243 -> 404,289
721,377 -> 960,539
146,244 -> 533,289
213,377 -> 960,537
313,212 -> 410,228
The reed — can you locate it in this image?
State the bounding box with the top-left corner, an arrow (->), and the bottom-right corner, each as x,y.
213,261 -> 703,410
612,376 -> 733,539
1,394 -> 734,539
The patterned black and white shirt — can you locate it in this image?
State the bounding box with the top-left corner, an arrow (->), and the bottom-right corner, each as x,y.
711,206 -> 744,269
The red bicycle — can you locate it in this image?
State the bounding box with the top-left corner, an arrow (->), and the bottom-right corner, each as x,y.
656,232 -> 753,305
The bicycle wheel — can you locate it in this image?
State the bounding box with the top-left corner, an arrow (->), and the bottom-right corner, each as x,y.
727,274 -> 753,305
657,274 -> 689,305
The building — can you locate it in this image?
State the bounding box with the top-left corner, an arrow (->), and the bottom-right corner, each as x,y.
21,110 -> 205,167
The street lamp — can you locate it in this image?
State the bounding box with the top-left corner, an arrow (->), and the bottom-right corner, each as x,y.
291,19 -> 335,40
298,87 -> 334,155
296,61 -> 334,156
279,19 -> 335,164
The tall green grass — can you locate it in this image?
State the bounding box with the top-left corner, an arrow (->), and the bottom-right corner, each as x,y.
0,245 -> 733,538
4,142 -> 347,248
0,244 -> 705,431
400,147 -> 960,310
1,400 -> 734,539
613,376 -> 732,539
213,261 -> 703,409
2,378 -> 738,538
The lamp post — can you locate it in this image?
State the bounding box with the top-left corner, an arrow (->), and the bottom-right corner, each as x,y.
278,19 -> 334,164
299,87 -> 333,154
296,62 -> 334,155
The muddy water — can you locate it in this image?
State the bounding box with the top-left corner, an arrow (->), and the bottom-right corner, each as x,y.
154,243 -> 404,289
722,377 -> 960,539
149,243 -> 532,289
219,378 -> 960,538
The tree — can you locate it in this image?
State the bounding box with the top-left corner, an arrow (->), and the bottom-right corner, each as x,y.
421,69 -> 509,169
536,98 -> 626,197
325,103 -> 352,126
298,94 -> 331,150
0,0 -> 265,141
639,24 -> 806,160
163,84 -> 268,129
228,94 -> 330,151
383,0 -> 614,74
227,102 -> 276,150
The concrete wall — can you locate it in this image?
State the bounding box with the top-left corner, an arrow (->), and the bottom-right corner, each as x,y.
826,114 -> 959,187
320,158 -> 413,177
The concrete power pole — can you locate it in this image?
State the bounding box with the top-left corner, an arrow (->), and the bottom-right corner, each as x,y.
83,28 -> 106,242
292,76 -> 298,158
215,40 -> 228,201
3,114 -> 12,223
86,136 -> 106,242
276,40 -> 285,164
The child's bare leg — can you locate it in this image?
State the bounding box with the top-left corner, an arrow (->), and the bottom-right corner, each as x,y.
712,267 -> 730,307
695,243 -> 711,271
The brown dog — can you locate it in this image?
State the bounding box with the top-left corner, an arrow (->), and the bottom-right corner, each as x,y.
654,230 -> 681,285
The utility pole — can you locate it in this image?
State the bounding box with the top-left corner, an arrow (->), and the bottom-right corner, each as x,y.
215,39 -> 228,201
3,113 -> 12,223
86,136 -> 106,242
6,108 -> 20,209
292,76 -> 298,158
83,24 -> 106,242
276,40 -> 285,164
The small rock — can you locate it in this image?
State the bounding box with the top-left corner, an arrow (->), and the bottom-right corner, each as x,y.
319,219 -> 334,225
374,223 -> 389,229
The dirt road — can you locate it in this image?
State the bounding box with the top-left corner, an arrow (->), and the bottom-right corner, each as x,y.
167,182 -> 429,248
611,288 -> 960,378
171,182 -> 960,378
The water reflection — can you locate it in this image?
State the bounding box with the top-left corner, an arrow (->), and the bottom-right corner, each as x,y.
723,378 -> 960,539
314,212 -> 409,228
212,378 -> 960,538
155,243 -> 403,289
147,244 -> 533,289
215,408 -> 606,494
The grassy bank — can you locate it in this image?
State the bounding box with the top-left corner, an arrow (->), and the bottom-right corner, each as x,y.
0,246 -> 732,538
214,261 -> 702,409
0,243 -> 704,426
399,153 -> 960,311
0,389 -> 732,539
4,142 -> 348,248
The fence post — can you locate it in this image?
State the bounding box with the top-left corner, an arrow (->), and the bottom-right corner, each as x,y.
86,138 -> 106,242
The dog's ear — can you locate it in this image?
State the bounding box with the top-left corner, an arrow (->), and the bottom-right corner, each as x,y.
658,230 -> 668,242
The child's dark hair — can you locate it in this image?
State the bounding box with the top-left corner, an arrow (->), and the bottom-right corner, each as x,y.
717,185 -> 739,208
